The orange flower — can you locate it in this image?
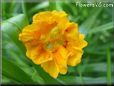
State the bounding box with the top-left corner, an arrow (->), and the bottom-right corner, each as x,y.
19,11 -> 88,78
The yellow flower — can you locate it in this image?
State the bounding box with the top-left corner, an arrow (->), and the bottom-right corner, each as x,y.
19,11 -> 88,78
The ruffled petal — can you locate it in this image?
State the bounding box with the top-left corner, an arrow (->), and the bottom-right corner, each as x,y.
19,25 -> 37,41
64,23 -> 79,41
78,34 -> 88,48
19,24 -> 41,47
54,46 -> 68,74
33,11 -> 52,23
26,46 -> 52,64
67,49 -> 83,66
33,11 -> 67,24
41,60 -> 59,78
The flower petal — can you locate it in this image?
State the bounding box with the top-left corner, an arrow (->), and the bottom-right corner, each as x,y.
26,46 -> 52,64
33,11 -> 67,24
67,49 -> 83,66
64,23 -> 79,41
78,34 -> 88,48
54,46 -> 68,74
41,60 -> 59,78
19,24 -> 39,43
33,52 -> 53,64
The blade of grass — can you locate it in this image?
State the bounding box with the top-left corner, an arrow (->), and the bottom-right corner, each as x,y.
87,22 -> 113,35
1,14 -> 28,31
2,57 -> 35,84
1,14 -> 28,54
107,48 -> 112,85
49,0 -> 57,10
58,75 -> 107,84
21,0 -> 28,19
79,8 -> 102,34
28,1 -> 49,14
77,65 -> 84,84
61,2 -> 77,16
2,76 -> 12,84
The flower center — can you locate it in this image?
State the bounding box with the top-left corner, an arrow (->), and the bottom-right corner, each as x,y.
41,27 -> 65,51
45,42 -> 53,50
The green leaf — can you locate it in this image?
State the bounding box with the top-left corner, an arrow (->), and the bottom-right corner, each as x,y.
1,14 -> 28,53
58,76 -> 107,84
2,14 -> 28,31
2,76 -> 12,84
2,57 -> 35,84
79,8 -> 102,34
107,48 -> 112,85
31,68 -> 45,84
29,1 -> 49,14
2,75 -> 20,84
49,1 -> 57,10
1,14 -> 31,65
61,2 -> 77,16
83,63 -> 114,73
87,22 -> 113,34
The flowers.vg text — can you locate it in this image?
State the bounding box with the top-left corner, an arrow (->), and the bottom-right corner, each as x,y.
75,2 -> 113,7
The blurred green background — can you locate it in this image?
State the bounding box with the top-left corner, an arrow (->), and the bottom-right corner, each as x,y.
1,0 -> 114,85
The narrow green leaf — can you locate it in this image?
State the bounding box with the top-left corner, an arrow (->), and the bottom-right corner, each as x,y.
49,1 -> 57,10
79,8 -> 102,34
1,14 -> 28,31
107,48 -> 112,85
83,63 -> 114,73
29,1 -> 49,14
1,14 -> 28,43
21,0 -> 27,17
2,57 -> 35,84
31,68 -> 45,84
1,14 -> 28,53
58,76 -> 107,84
61,2 -> 77,16
2,75 -> 20,84
87,22 -> 113,34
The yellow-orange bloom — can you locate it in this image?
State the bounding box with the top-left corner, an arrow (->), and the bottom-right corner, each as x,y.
19,11 -> 88,78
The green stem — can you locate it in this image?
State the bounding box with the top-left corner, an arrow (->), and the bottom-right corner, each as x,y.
77,65 -> 84,84
79,72 -> 84,84
49,0 -> 56,10
21,0 -> 27,17
107,48 -> 112,85
21,0 -> 29,24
